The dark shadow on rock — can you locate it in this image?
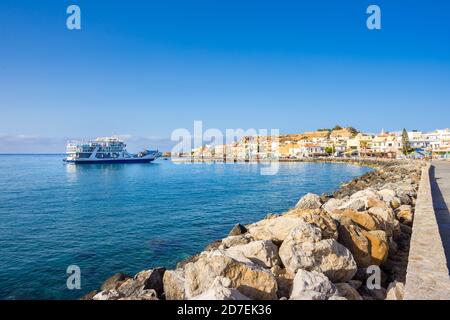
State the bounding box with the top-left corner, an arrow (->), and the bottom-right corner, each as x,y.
430,165 -> 450,275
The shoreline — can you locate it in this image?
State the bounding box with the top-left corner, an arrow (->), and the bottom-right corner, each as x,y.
170,157 -> 403,168
83,158 -> 425,300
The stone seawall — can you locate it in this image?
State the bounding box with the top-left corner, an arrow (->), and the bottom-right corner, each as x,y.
404,164 -> 450,299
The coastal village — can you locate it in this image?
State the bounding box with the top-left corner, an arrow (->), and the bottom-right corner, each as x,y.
177,127 -> 450,160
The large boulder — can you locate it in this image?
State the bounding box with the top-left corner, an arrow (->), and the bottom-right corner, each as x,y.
322,197 -> 348,214
191,277 -> 250,300
184,250 -> 278,300
338,198 -> 366,212
282,223 -> 322,243
338,223 -> 389,267
350,189 -> 381,201
334,208 -> 381,231
390,197 -> 401,210
362,230 -> 389,265
279,227 -> 357,283
163,269 -> 186,300
226,240 -> 280,268
366,197 -> 389,210
396,205 -> 413,226
378,189 -> 396,203
368,206 -> 397,236
283,209 -> 338,240
296,193 -> 322,209
290,269 -> 337,300
247,216 -> 311,243
338,223 -> 372,268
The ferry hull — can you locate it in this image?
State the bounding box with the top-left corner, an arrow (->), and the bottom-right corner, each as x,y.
63,158 -> 158,164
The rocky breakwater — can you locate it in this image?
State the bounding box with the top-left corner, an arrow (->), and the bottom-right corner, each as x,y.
83,160 -> 423,300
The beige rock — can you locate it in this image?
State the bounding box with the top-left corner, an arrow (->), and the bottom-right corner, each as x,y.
322,197 -> 348,215
366,197 -> 388,209
284,209 -> 338,240
247,216 -> 310,243
368,206 -> 397,235
338,223 -> 372,268
361,230 -> 389,265
279,235 -> 357,282
396,206 -> 413,226
163,269 -> 186,300
390,197 -> 401,209
184,250 -> 278,300
378,189 -> 396,203
337,208 -> 381,231
290,269 -> 337,300
338,222 -> 389,267
296,193 -> 322,209
338,198 -> 366,212
284,223 -> 323,244
190,277 -> 250,300
350,189 -> 381,201
226,240 -> 280,268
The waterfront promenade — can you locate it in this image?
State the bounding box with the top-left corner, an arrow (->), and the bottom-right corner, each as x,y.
431,161 -> 450,272
404,161 -> 450,299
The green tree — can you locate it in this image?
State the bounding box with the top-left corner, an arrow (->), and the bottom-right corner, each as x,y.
332,125 -> 343,131
325,146 -> 334,155
401,128 -> 412,155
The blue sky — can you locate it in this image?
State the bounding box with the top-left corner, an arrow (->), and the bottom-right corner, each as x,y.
0,0 -> 449,152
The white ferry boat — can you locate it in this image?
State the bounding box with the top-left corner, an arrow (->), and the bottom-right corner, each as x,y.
63,137 -> 161,164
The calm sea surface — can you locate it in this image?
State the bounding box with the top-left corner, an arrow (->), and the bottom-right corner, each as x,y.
0,155 -> 371,299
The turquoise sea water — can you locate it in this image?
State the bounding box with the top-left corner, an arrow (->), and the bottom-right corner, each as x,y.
0,155 -> 371,299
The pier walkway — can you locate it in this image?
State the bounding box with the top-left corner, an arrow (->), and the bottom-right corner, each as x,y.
431,161 -> 450,273
404,162 -> 450,299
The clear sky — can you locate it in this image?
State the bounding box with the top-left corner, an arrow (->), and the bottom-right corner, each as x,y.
0,0 -> 449,152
